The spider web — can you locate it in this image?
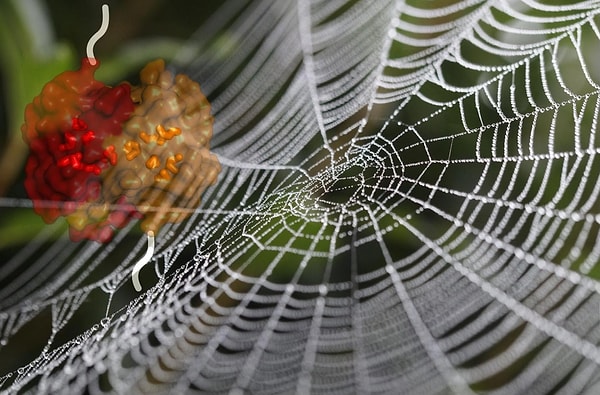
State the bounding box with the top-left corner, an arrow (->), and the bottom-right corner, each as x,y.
2,0 -> 600,393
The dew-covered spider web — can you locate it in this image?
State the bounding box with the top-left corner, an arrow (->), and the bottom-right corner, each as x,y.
3,0 -> 600,393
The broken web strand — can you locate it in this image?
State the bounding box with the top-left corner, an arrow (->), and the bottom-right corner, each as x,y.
131,231 -> 155,292
86,4 -> 109,66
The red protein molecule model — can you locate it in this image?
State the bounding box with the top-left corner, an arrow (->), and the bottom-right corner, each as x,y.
22,58 -> 139,242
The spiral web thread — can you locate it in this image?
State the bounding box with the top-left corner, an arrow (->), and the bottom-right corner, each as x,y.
2,0 -> 600,393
